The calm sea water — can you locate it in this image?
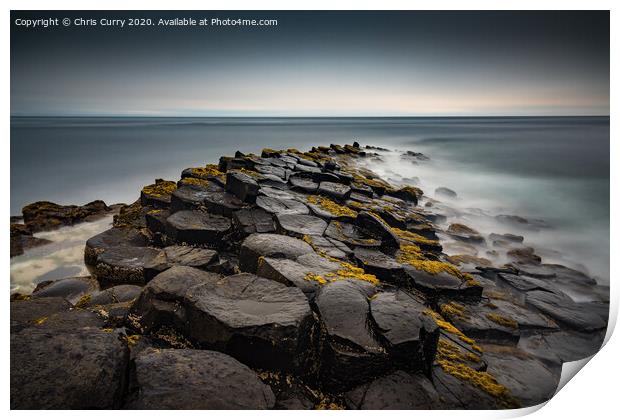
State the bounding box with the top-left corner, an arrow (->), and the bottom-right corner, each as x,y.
10,116 -> 610,284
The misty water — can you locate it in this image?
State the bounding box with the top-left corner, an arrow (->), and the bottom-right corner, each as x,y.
10,116 -> 609,293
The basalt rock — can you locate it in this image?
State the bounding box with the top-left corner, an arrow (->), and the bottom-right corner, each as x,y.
226,170 -> 260,203
127,348 -> 275,409
238,233 -> 314,273
275,213 -> 328,237
144,245 -> 219,280
22,200 -> 112,233
166,210 -> 231,247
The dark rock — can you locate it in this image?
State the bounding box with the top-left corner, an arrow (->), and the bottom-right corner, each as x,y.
22,200 -> 111,233
11,327 -> 128,409
350,183 -> 374,197
345,371 -> 440,409
446,223 -> 485,244
356,211 -> 400,250
232,207 -> 276,235
203,190 -> 246,216
127,348 -> 275,409
387,186 -> 423,205
370,290 -> 439,371
92,245 -> 160,288
434,187 -> 457,198
304,235 -> 352,259
256,257 -> 323,297
88,284 -> 143,306
289,176 -> 319,193
255,164 -> 287,180
184,273 -> 315,372
489,233 -> 524,244
525,290 -> 607,331
256,195 -> 309,215
226,170 -> 260,203
144,209 -> 170,239
239,233 -> 314,273
10,223 -> 52,257
144,245 -> 219,280
140,180 -> 177,208
294,163 -> 321,175
31,276 -> 99,305
258,186 -> 297,200
518,330 -> 605,365
404,266 -> 464,297
170,185 -> 219,213
324,220 -> 381,248
275,213 -> 328,237
166,210 -> 231,246
315,280 -> 386,390
507,247 -> 542,265
317,181 -> 351,201
84,227 -> 148,268
11,297 -> 72,332
353,248 -> 409,286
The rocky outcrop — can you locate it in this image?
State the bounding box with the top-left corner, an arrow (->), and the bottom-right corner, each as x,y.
10,142 -> 609,410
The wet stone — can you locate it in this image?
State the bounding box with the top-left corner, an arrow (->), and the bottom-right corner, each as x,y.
202,190 -> 246,216
435,187 -> 457,198
289,176 -> 319,193
144,245 -> 219,280
315,280 -> 386,391
11,327 -> 128,409
170,185 -> 216,213
127,348 -> 275,409
255,164 -> 287,180
258,186 -> 298,201
144,209 -> 170,238
404,267 -> 464,297
356,211 -> 400,251
318,181 -> 351,201
92,245 -> 160,288
84,227 -> 148,268
304,234 -> 352,260
525,290 -> 607,332
166,210 -> 231,247
32,276 -> 99,305
88,284 -> 143,306
238,233 -> 314,273
232,207 -> 276,235
256,195 -> 309,215
184,273 -> 315,372
11,297 -> 72,333
324,220 -> 381,248
345,371 -> 441,410
353,247 -> 409,286
140,180 -> 177,209
275,213 -> 328,237
446,223 -> 485,245
370,290 -> 439,370
226,170 -> 260,203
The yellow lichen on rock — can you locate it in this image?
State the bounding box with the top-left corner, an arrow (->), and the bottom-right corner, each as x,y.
74,294 -> 91,308
142,180 -> 177,197
440,301 -> 467,320
307,195 -> 357,218
181,177 -> 211,188
391,227 -> 440,246
332,261 -> 380,285
304,272 -> 327,285
486,313 -> 518,329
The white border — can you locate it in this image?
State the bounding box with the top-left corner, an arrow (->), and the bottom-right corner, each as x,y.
3,2 -> 616,419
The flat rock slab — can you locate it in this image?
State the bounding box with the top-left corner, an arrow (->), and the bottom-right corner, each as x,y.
289,176 -> 319,193
185,273 -> 315,372
304,234 -> 352,260
256,195 -> 309,215
131,266 -> 222,332
483,344 -> 559,407
239,233 -> 314,273
275,213 -> 328,237
144,245 -> 219,280
318,181 -> 351,200
518,330 -> 605,365
324,220 -> 381,248
354,247 -> 408,286
345,371 -> 441,409
170,185 -> 219,213
88,284 -> 143,306
92,245 -> 160,288
315,280 -> 386,390
11,297 -> 72,332
404,266 -> 464,296
202,190 -> 246,216
32,276 -> 100,305
256,257 -> 322,297
233,208 -> 276,235
356,211 -> 400,250
127,348 -> 275,409
11,327 -> 128,409
84,227 -> 148,267
166,210 -> 231,246
370,290 -> 439,370
525,290 -> 607,331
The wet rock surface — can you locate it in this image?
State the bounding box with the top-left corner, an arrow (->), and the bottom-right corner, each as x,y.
10,142 -> 609,409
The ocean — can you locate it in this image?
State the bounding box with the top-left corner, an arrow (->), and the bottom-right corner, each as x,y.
10,116 -> 610,291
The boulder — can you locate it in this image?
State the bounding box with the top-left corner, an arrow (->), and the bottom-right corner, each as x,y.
127,348 -> 275,409
22,200 -> 111,233
88,284 -> 143,306
32,276 -> 99,305
275,214 -> 328,237
11,327 -> 128,409
140,180 -> 177,208
315,280 -> 386,390
11,297 -> 72,333
239,233 -> 314,273
90,245 -> 160,288
184,273 -> 315,372
370,290 -> 439,371
170,185 -> 219,213
446,223 -> 485,244
202,190 -> 246,216
166,210 -> 231,246
84,227 -> 148,268
345,371 -> 440,409
226,170 -> 260,203
232,207 -> 275,235
324,220 -> 381,248
434,187 -> 457,199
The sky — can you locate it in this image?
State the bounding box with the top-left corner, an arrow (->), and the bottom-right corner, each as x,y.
10,11 -> 610,117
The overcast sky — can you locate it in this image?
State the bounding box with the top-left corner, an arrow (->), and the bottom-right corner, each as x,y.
10,11 -> 609,116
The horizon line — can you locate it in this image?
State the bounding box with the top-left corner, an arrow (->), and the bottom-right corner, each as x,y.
10,114 -> 611,119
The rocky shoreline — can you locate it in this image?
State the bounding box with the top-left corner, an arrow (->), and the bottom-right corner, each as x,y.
10,143 -> 609,409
